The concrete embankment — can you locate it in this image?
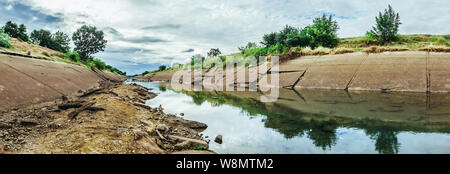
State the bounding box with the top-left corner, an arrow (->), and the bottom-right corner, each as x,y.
0,54 -> 125,111
137,51 -> 450,93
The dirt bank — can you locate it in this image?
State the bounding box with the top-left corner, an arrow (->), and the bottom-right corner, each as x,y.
0,54 -> 125,111
135,51 -> 450,93
0,82 -> 212,154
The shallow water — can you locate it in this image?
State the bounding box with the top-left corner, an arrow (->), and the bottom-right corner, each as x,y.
130,81 -> 450,154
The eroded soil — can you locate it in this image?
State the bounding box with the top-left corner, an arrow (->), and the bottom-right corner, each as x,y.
0,82 -> 213,154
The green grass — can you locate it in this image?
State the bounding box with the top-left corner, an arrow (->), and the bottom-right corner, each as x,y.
142,34 -> 450,75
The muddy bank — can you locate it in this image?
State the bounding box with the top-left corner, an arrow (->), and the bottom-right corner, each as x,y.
134,51 -> 450,93
0,54 -> 125,111
0,83 -> 212,154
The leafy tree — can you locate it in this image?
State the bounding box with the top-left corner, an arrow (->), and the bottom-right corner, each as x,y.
30,30 -> 70,53
367,5 -> 401,44
52,31 -> 70,53
72,25 -> 107,61
261,32 -> 277,47
207,48 -> 221,57
158,65 -> 167,71
2,21 -> 29,41
30,29 -> 53,47
302,15 -> 339,48
313,14 -> 339,34
275,25 -> 299,46
238,42 -> 257,54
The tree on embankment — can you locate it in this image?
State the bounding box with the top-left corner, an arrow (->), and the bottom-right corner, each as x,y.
72,25 -> 107,61
366,5 -> 402,45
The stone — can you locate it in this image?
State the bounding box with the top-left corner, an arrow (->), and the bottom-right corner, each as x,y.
214,135 -> 222,144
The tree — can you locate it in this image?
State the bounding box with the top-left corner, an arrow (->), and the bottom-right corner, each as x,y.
261,32 -> 277,47
72,25 -> 107,61
275,25 -> 299,46
3,21 -> 29,41
158,65 -> 167,71
367,5 -> 401,44
30,30 -> 70,53
313,14 -> 339,34
302,15 -> 339,48
52,31 -> 70,53
207,48 -> 221,57
30,29 -> 53,47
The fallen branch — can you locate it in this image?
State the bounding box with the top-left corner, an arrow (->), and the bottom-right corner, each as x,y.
68,101 -> 96,119
58,101 -> 83,110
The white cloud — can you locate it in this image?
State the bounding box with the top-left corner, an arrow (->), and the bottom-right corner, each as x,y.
5,4 -> 13,10
10,0 -> 450,73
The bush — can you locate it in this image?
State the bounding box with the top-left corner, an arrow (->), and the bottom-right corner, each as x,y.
158,65 -> 167,71
243,47 -> 268,57
366,5 -> 401,44
267,43 -> 287,55
93,58 -> 107,70
65,52 -> 80,62
434,38 -> 447,45
0,31 -> 11,48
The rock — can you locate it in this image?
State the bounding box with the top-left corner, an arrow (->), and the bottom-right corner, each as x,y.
180,113 -> 184,116
156,124 -> 169,132
168,135 -> 209,150
214,135 -> 223,144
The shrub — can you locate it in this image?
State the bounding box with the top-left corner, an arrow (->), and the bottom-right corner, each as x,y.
65,52 -> 80,62
332,48 -> 354,55
419,45 -> 450,52
312,46 -> 332,55
0,31 -> 11,48
300,47 -> 314,55
366,5 -> 401,44
267,43 -> 287,55
434,38 -> 447,45
93,58 -> 107,70
243,47 -> 268,57
158,65 -> 167,71
42,51 -> 50,57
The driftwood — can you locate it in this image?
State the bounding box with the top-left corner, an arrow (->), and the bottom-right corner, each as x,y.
133,102 -> 153,111
79,88 -> 103,97
68,101 -> 96,119
58,101 -> 83,110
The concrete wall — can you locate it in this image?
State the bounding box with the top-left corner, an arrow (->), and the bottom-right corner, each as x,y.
0,55 -> 118,110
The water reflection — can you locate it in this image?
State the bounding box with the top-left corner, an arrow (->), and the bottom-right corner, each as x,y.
138,81 -> 450,154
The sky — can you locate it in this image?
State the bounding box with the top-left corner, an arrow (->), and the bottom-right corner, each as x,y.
0,0 -> 449,75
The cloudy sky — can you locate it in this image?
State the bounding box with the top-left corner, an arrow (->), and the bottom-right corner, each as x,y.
1,0 -> 449,75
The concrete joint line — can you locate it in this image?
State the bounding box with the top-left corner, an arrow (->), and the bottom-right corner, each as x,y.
0,60 -> 66,96
290,58 -> 319,89
345,54 -> 369,90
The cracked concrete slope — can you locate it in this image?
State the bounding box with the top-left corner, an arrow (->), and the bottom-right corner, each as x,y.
295,52 -> 368,90
0,54 -> 125,111
429,52 -> 450,92
348,51 -> 427,92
